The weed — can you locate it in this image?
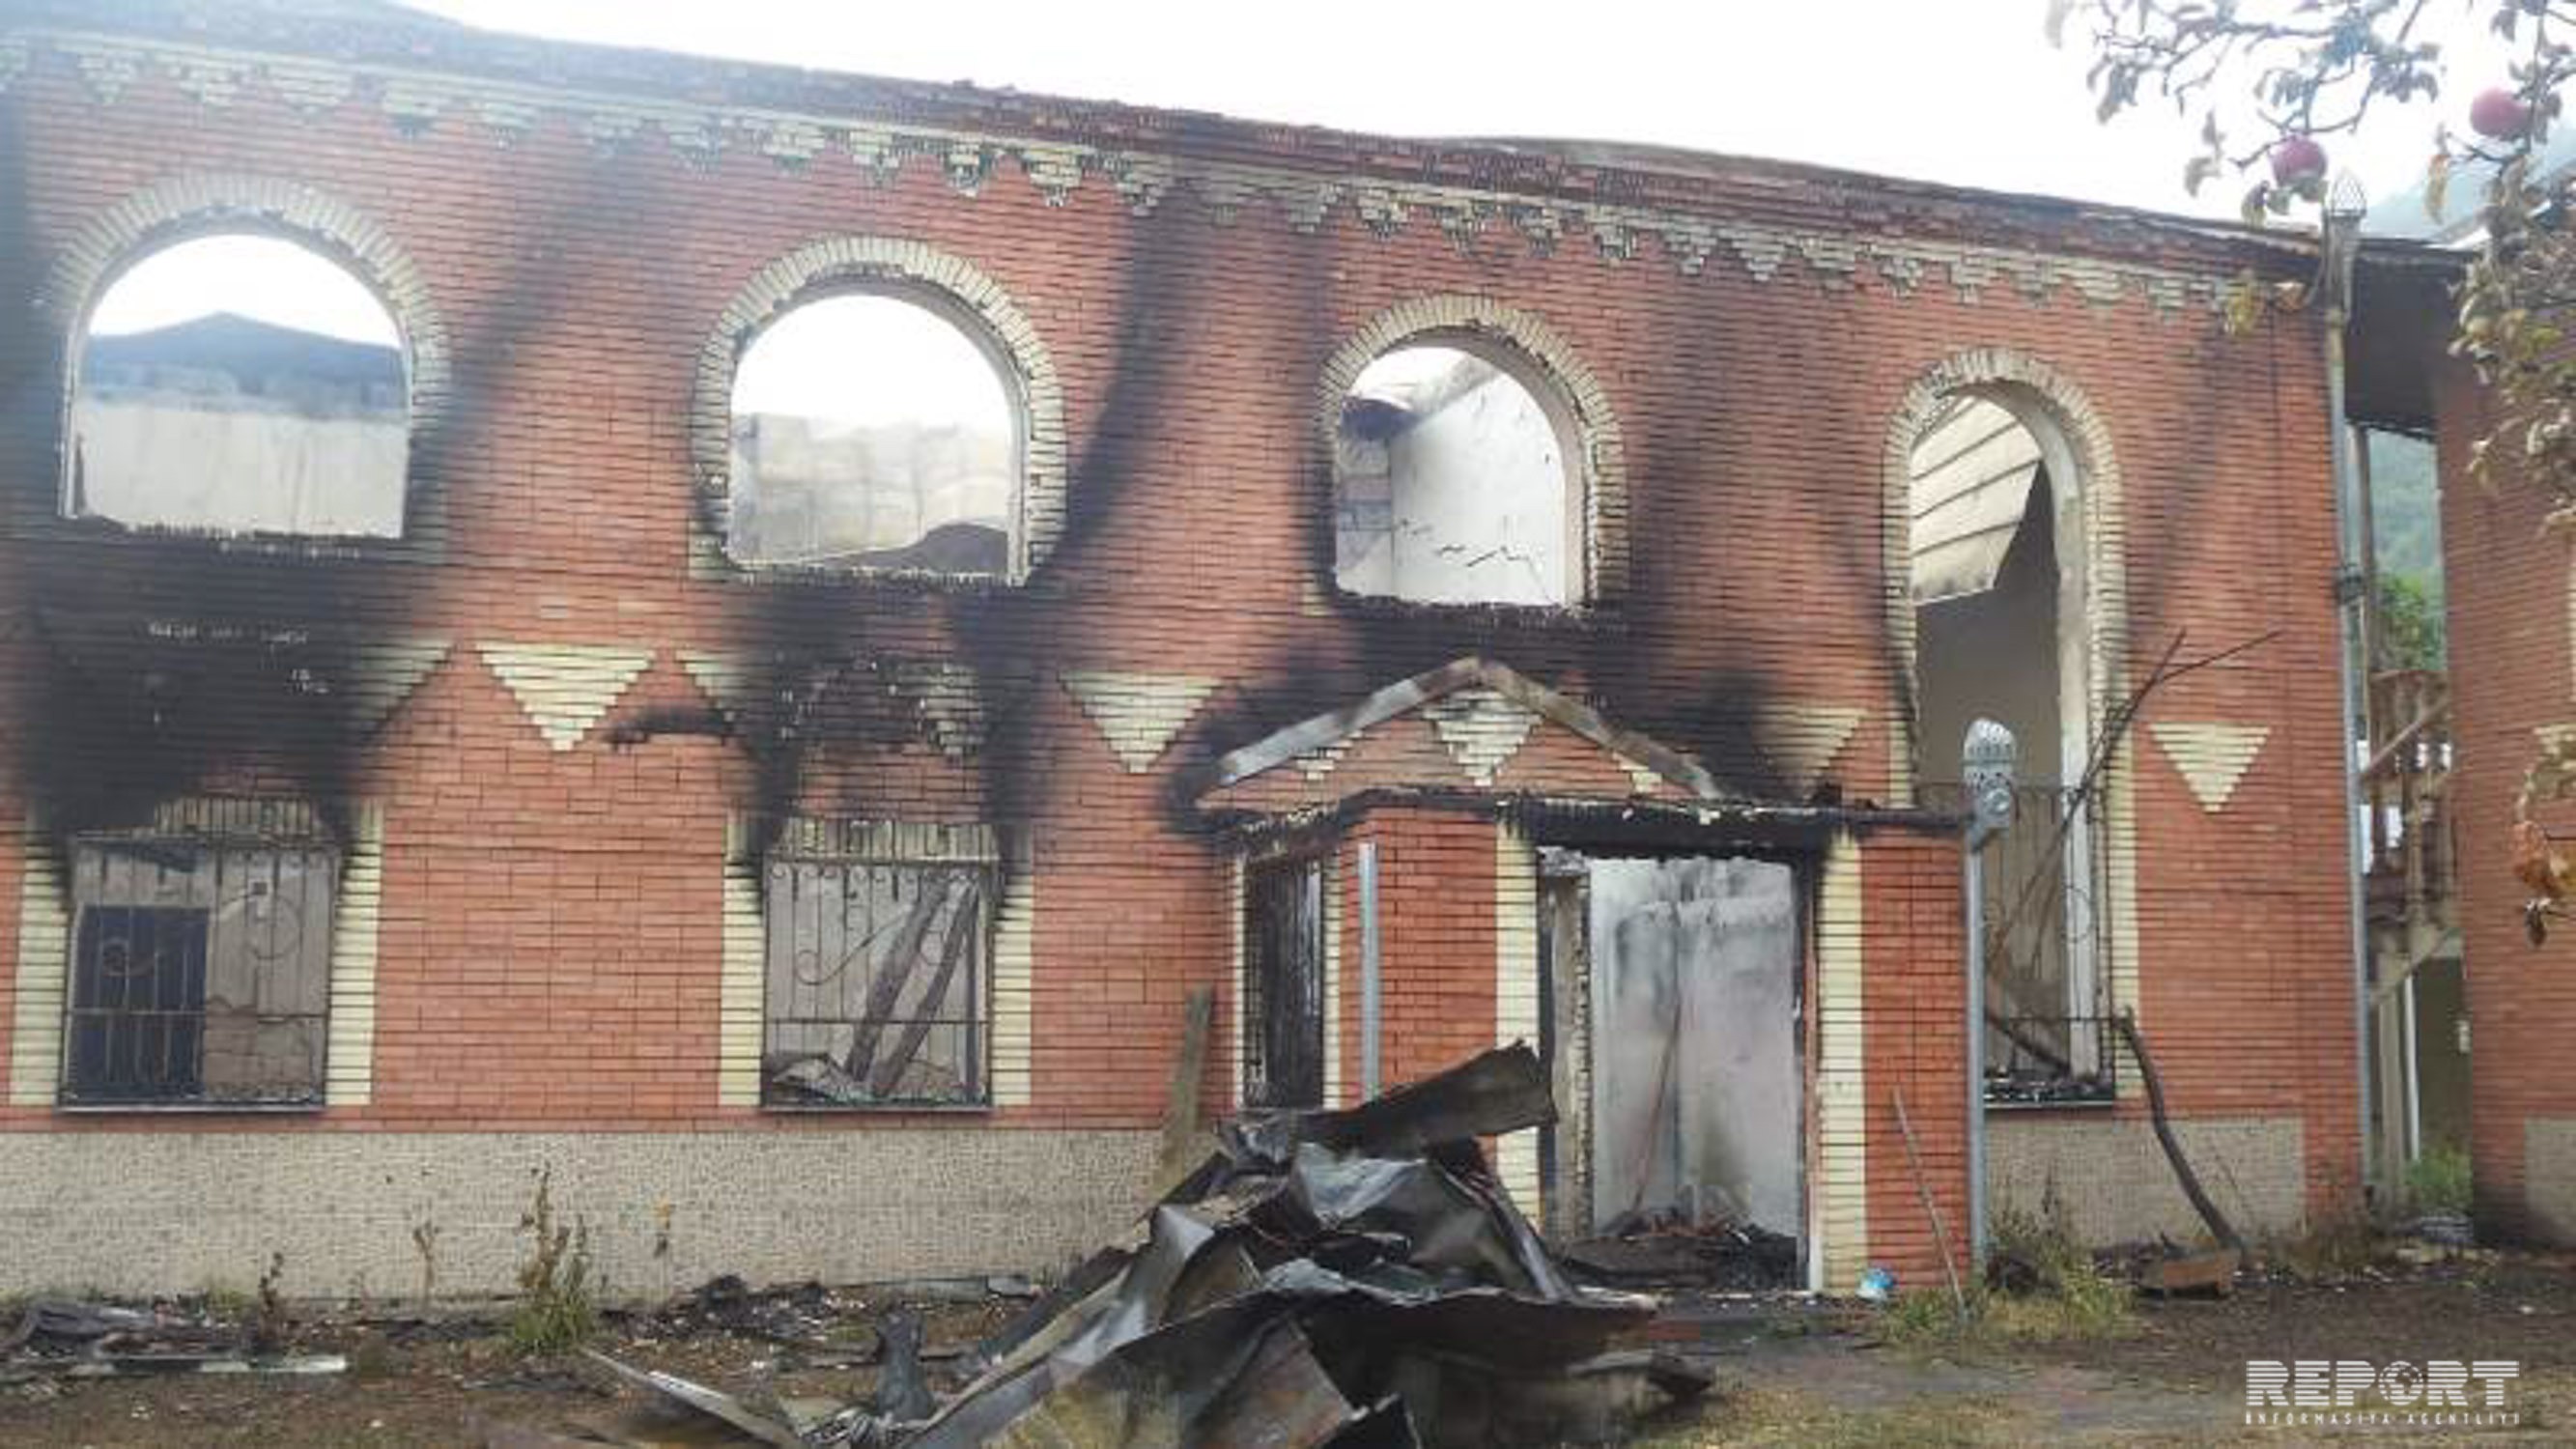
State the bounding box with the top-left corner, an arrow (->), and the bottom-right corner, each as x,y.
410,1217 -> 441,1307
2265,1208 -> 2387,1283
506,1168 -> 598,1356
2403,1147 -> 2474,1216
249,1250 -> 291,1354
1881,1211 -> 2137,1346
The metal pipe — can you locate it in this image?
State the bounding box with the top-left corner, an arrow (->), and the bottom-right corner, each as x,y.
1358,839 -> 1382,1097
1962,718 -> 2017,1270
2322,192 -> 2381,1195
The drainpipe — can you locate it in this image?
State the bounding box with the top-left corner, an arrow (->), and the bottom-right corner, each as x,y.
2321,174 -> 2381,1196
1358,839 -> 1382,1097
1962,719 -> 2019,1268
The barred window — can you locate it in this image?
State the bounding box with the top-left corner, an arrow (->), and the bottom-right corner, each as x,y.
63,834 -> 336,1107
761,823 -> 995,1109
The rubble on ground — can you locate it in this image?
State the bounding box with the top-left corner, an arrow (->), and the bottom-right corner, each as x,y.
545,1045 -> 1713,1447
0,1297 -> 345,1383
1560,1207 -> 1800,1294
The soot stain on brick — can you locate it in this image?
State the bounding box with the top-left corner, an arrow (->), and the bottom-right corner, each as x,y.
13,545 -> 418,859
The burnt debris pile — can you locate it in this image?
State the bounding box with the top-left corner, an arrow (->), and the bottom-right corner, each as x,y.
899,1044 -> 1711,1447
599,1045 -> 1712,1447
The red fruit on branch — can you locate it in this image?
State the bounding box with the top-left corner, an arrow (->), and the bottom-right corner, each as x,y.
2471,86 -> 2535,141
2269,135 -> 2329,185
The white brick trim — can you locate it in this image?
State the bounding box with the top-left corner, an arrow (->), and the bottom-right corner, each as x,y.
6,816 -> 68,1108
1814,832 -> 1868,1293
322,802 -> 384,1106
990,846 -> 1036,1109
717,816 -> 766,1109
1494,822 -> 1543,1215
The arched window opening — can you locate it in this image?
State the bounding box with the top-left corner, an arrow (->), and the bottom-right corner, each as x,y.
727,293 -> 1019,576
1334,342 -> 1575,608
71,233 -> 409,539
1908,391 -> 2109,1102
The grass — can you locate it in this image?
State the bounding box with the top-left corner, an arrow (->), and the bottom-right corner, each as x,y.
1879,1209 -> 2138,1347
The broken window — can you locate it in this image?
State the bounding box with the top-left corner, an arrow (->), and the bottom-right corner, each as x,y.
71,233 -> 409,538
761,824 -> 994,1108
1907,392 -> 2113,1104
1334,342 -> 1576,607
62,833 -> 336,1107
1242,856 -> 1325,1110
728,292 -> 1018,575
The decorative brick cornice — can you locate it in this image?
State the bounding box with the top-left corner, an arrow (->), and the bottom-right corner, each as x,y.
689,236 -> 1067,585
1318,297 -> 1629,608
8,29 -> 2253,319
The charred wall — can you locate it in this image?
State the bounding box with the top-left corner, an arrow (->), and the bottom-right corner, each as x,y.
0,3 -> 2356,1219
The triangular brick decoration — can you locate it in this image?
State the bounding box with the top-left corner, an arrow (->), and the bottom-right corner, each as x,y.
480,642 -> 654,752
2148,722 -> 2270,812
338,636 -> 452,736
1062,670 -> 1218,773
1619,757 -> 1664,796
1293,735 -> 1353,782
677,650 -> 758,728
1423,687 -> 1543,784
1755,704 -> 1863,796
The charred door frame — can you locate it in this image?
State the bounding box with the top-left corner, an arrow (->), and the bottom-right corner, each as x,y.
1241,851 -> 1330,1111
1523,827 -> 1813,1276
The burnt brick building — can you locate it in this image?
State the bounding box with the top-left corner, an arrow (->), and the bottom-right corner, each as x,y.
0,0 -> 2512,1298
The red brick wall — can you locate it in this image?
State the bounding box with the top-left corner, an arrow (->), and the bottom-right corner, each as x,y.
1856,828 -> 1973,1289
1338,810 -> 1500,1092
0,4 -> 2361,1241
2436,359 -> 2576,1239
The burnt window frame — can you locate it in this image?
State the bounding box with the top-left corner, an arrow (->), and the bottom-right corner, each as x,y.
58,823 -> 341,1113
31,177 -> 452,563
1241,852 -> 1329,1112
721,281 -> 1028,582
1315,298 -> 1630,618
757,820 -> 1000,1113
692,239 -> 1068,591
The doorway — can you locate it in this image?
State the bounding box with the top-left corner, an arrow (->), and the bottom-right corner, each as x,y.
1542,851 -> 1804,1288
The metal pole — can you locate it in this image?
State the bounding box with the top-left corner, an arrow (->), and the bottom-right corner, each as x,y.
1965,843 -> 1989,1266
1962,718 -> 2018,1271
1359,839 -> 1382,1097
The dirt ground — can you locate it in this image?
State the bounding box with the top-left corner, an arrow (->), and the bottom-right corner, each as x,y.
4,1251 -> 2571,1445
1650,1249 -> 2576,1446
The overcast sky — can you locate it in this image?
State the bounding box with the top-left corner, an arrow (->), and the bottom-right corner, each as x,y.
390,0 -> 2496,214
94,2 -> 2506,367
